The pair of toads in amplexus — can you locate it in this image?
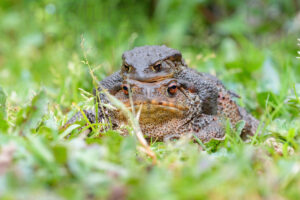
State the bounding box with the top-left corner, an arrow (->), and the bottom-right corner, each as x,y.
65,45 -> 259,143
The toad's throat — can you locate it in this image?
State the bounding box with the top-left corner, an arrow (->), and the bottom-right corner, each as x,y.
123,100 -> 188,111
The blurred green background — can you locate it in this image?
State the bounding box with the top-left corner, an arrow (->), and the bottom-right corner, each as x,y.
1,0 -> 299,110
1,0 -> 300,199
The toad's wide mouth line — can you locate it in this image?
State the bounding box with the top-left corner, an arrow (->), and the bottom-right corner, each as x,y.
122,100 -> 188,111
131,74 -> 174,83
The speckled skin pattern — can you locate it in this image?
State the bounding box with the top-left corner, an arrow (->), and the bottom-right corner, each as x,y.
122,45 -> 181,81
66,78 -> 227,142
113,79 -> 198,139
98,45 -> 236,115
65,45 -> 259,142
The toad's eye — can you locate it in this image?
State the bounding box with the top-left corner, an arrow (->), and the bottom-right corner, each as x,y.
122,84 -> 130,95
152,63 -> 161,72
167,82 -> 177,95
124,64 -> 132,72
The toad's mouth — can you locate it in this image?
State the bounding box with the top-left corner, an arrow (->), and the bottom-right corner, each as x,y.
128,74 -> 174,83
122,100 -> 188,112
143,75 -> 173,82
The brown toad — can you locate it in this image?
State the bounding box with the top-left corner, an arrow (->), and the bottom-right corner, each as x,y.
66,78 -> 226,142
94,45 -> 258,139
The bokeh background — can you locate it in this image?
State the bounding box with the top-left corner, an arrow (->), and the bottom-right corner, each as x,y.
0,0 -> 300,199
1,0 -> 299,110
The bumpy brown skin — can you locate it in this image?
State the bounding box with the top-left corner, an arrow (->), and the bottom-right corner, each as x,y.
66,78 -> 226,142
95,45 -> 258,138
97,45 -> 220,115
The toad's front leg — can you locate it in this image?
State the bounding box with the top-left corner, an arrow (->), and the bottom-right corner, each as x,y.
63,109 -> 96,128
63,71 -> 123,129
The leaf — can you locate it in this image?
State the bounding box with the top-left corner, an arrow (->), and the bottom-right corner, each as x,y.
52,145 -> 68,164
204,138 -> 223,153
257,91 -> 277,110
235,120 -> 246,136
16,90 -> 49,134
27,135 -> 54,164
59,124 -> 81,140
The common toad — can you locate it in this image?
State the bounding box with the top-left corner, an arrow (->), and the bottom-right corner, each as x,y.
96,45 -> 258,138
65,45 -> 259,141
67,78 -> 226,142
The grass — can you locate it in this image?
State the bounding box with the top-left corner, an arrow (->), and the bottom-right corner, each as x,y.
0,0 -> 300,199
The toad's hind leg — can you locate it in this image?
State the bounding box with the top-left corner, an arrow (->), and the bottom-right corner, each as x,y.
190,114 -> 225,143
217,92 -> 259,139
217,92 -> 242,126
238,106 -> 259,139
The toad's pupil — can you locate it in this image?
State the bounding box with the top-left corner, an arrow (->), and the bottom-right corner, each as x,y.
124,65 -> 130,71
154,64 -> 161,71
122,85 -> 129,95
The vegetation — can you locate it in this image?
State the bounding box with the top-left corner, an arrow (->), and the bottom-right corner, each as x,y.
0,0 -> 299,199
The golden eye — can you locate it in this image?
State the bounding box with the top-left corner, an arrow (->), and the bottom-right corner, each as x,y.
167,82 -> 177,95
152,63 -> 161,72
122,84 -> 129,95
124,64 -> 132,72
